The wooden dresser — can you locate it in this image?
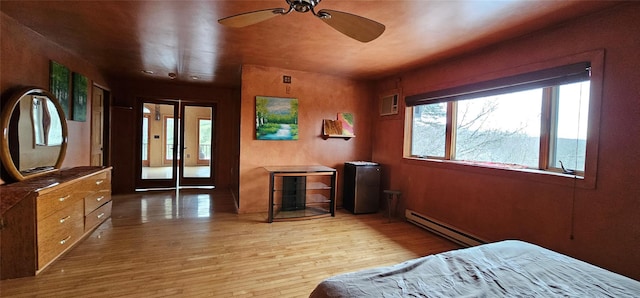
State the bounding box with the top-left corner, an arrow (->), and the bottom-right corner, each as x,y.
0,166 -> 112,280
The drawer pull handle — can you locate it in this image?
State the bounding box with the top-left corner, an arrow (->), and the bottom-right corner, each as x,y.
97,212 -> 105,219
59,195 -> 70,202
95,180 -> 104,185
96,196 -> 104,202
60,236 -> 71,245
59,215 -> 71,223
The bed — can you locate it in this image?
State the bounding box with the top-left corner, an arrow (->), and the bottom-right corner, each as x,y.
310,240 -> 640,297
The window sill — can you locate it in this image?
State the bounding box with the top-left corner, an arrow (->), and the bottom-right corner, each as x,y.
403,156 -> 595,189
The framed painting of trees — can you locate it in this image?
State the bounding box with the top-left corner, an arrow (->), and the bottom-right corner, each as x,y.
255,96 -> 298,140
49,61 -> 70,119
72,72 -> 88,122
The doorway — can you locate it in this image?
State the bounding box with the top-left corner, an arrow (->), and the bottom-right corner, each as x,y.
91,85 -> 110,166
136,99 -> 216,189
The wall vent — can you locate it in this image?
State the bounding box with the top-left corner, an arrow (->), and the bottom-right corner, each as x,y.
380,94 -> 398,116
405,209 -> 486,247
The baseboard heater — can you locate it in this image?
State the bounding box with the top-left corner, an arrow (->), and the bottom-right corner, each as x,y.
405,209 -> 486,247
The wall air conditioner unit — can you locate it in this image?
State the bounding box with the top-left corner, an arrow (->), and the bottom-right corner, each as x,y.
380,94 -> 399,116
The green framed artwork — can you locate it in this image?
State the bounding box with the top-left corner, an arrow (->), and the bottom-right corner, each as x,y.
49,61 -> 70,119
255,96 -> 298,140
72,72 -> 88,122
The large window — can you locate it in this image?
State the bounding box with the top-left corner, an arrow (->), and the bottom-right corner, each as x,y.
406,62 -> 594,178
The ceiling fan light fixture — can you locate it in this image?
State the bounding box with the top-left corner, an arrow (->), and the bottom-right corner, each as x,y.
287,0 -> 321,13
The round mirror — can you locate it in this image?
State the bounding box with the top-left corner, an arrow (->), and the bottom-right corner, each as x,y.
0,87 -> 68,181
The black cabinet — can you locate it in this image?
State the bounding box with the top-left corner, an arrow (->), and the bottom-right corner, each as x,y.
343,162 -> 380,214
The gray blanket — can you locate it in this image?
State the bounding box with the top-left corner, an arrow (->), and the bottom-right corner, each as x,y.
310,240 -> 640,297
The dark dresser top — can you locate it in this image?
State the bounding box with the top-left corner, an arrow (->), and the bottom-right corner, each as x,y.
0,166 -> 112,216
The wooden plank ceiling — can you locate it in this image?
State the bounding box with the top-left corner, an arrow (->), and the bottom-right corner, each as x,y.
0,0 -> 620,87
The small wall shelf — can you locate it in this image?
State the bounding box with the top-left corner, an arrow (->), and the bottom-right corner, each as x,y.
322,113 -> 355,140
321,134 -> 354,140
264,165 -> 337,223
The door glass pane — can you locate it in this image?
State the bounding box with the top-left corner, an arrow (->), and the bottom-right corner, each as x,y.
183,106 -> 212,178
142,117 -> 148,162
141,103 -> 174,180
199,119 -> 212,161
165,117 -> 174,161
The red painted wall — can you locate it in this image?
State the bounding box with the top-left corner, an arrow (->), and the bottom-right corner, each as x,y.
0,13 -> 109,173
373,4 -> 640,279
238,65 -> 375,214
2,2 -> 638,281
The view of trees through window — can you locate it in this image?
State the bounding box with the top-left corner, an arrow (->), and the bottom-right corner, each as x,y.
551,82 -> 590,171
165,117 -> 174,161
411,103 -> 447,157
411,81 -> 589,172
455,89 -> 542,168
199,119 -> 212,160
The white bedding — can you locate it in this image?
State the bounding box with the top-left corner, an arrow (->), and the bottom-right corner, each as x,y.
310,240 -> 640,297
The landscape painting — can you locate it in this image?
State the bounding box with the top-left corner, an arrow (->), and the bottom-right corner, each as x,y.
256,96 -> 298,140
72,72 -> 88,122
50,61 -> 70,119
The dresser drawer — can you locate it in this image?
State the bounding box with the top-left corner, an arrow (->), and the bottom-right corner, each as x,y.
79,171 -> 111,193
37,200 -> 84,269
85,201 -> 112,232
36,183 -> 86,221
84,190 -> 112,215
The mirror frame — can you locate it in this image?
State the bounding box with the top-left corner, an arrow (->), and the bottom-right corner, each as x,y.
0,87 -> 68,181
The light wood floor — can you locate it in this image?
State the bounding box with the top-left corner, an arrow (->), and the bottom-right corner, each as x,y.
0,189 -> 460,297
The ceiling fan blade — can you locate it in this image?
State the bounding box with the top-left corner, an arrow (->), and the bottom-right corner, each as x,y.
218,8 -> 284,28
317,9 -> 385,43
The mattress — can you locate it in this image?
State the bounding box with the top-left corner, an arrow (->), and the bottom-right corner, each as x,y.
310,240 -> 640,297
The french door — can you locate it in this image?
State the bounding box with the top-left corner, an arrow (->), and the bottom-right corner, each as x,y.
136,99 -> 215,189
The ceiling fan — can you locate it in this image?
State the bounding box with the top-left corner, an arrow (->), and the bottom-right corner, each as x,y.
218,0 -> 385,43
